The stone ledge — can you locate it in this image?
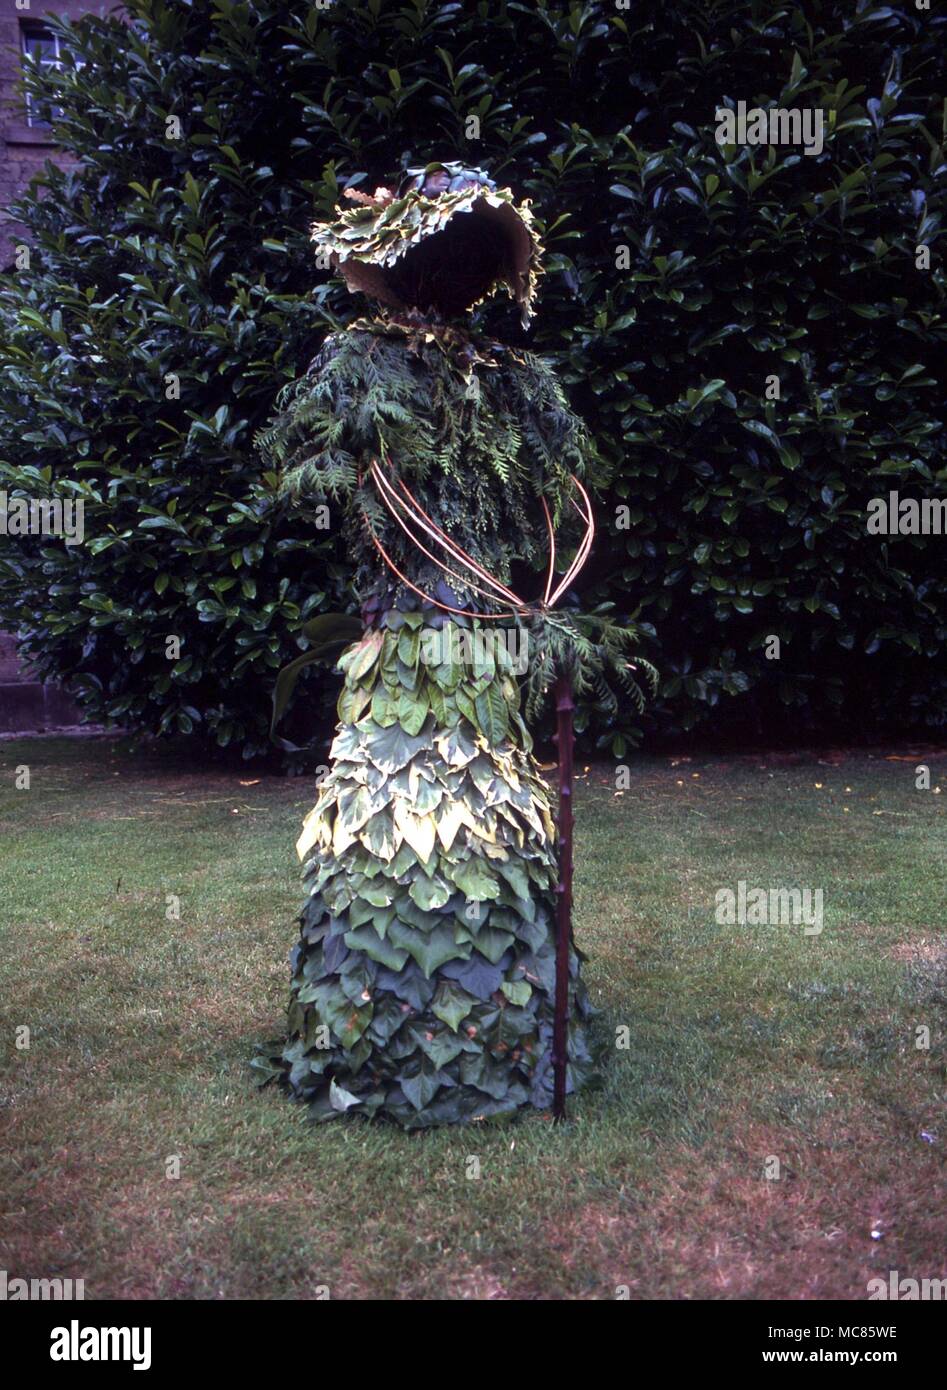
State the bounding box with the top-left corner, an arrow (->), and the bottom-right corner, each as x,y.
0,680 -> 83,732
0,633 -> 85,729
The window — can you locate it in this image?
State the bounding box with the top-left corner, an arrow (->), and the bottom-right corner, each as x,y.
21,24 -> 67,130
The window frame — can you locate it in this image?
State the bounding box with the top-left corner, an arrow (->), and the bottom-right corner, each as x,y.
20,22 -> 71,131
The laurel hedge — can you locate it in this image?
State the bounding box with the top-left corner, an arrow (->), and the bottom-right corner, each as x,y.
0,0 -> 944,758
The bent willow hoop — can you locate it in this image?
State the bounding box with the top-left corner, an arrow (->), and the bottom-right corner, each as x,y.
365,456 -> 596,618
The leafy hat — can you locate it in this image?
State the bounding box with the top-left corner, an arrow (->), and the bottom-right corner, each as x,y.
311,162 -> 544,326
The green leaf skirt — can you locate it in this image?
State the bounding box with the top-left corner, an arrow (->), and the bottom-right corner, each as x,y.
254,608 -> 598,1127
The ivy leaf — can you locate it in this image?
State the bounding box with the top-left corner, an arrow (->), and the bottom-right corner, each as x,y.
408,873 -> 453,911
432,981 -> 478,1031
392,802 -> 437,863
459,1053 -> 511,1100
441,952 -> 504,1000
409,1023 -> 470,1068
470,922 -> 515,964
494,857 -> 531,900
323,993 -> 373,1048
501,980 -> 532,1007
343,924 -> 409,970
401,1065 -> 444,1111
367,722 -> 428,774
452,856 -> 501,902
337,785 -> 374,835
434,727 -> 479,767
329,1079 -> 363,1111
388,921 -> 469,978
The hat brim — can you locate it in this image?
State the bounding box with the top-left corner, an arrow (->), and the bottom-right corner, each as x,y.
331,196 -> 538,321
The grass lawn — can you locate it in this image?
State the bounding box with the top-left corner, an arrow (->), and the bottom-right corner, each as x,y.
1,735 -> 944,1300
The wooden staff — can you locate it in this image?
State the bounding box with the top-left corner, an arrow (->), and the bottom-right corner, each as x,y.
552,671 -> 575,1121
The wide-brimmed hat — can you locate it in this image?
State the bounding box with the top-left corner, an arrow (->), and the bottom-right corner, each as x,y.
311,162 -> 543,325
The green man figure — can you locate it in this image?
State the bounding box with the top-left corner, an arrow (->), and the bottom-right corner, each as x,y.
255,163 -> 652,1126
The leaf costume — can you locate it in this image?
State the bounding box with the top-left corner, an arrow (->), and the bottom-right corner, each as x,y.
254,163 -> 624,1127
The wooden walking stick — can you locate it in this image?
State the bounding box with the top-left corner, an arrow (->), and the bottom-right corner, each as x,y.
552,671 -> 575,1122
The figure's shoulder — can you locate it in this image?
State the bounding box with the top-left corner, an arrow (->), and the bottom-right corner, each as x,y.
486,343 -> 567,399
484,339 -> 560,377
301,325 -> 381,380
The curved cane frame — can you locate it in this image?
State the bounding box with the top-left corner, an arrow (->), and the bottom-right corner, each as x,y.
363,456 -> 595,619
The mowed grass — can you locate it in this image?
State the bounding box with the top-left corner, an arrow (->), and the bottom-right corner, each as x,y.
0,735 -> 944,1300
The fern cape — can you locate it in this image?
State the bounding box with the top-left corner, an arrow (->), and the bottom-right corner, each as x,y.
257,318 -> 592,593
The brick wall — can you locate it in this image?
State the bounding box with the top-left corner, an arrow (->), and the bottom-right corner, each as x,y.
1,1 -> 120,727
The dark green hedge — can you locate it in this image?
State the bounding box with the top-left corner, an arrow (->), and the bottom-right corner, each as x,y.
0,0 -> 944,759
